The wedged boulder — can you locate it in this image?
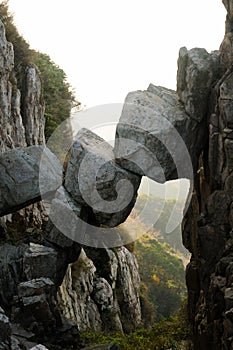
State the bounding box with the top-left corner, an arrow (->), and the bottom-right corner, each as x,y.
114,84 -> 196,182
0,146 -> 62,216
177,47 -> 224,122
64,128 -> 141,227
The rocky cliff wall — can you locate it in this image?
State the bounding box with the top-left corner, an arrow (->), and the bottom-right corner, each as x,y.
181,2 -> 233,348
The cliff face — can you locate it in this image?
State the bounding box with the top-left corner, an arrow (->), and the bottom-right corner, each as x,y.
0,20 -> 44,152
182,2 -> 233,348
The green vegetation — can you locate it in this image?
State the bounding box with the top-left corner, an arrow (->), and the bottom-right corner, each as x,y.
80,298 -> 192,349
119,194 -> 189,322
0,1 -> 80,140
134,194 -> 190,259
33,52 -> 80,139
135,233 -> 186,321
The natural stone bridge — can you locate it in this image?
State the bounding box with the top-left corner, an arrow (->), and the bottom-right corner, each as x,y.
0,47 -> 222,232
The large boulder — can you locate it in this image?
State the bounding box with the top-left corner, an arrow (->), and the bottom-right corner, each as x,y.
114,84 -> 196,182
0,146 -> 62,216
64,128 -> 141,227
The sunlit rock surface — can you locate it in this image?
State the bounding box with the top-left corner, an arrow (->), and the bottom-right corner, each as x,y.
58,246 -> 141,333
114,84 -> 201,182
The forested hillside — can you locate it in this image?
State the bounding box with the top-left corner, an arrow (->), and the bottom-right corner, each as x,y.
120,194 -> 189,323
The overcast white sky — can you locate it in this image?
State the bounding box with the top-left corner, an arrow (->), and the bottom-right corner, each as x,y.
8,0 -> 226,108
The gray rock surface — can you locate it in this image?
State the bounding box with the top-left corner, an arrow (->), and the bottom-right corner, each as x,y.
0,17 -> 47,230
177,47 -> 223,122
0,19 -> 26,154
114,84 -> 198,182
181,3 -> 233,349
47,186 -> 87,247
57,248 -> 102,332
0,307 -> 11,341
65,128 -> 141,227
23,243 -> 58,281
58,246 -> 141,334
115,246 -> 141,333
0,146 -> 62,216
23,66 -> 45,146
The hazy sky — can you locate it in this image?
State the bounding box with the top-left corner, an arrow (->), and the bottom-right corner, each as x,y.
8,0 -> 226,108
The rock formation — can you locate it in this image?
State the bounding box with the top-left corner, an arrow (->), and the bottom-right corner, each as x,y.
65,128 -> 141,227
57,246 -> 141,334
1,0 -> 233,349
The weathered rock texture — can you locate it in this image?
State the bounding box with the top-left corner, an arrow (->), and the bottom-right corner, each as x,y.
0,19 -> 44,153
180,2 -> 233,348
65,128 -> 141,227
0,146 -> 62,216
58,247 -> 141,334
114,83 -> 203,182
0,20 -> 26,153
